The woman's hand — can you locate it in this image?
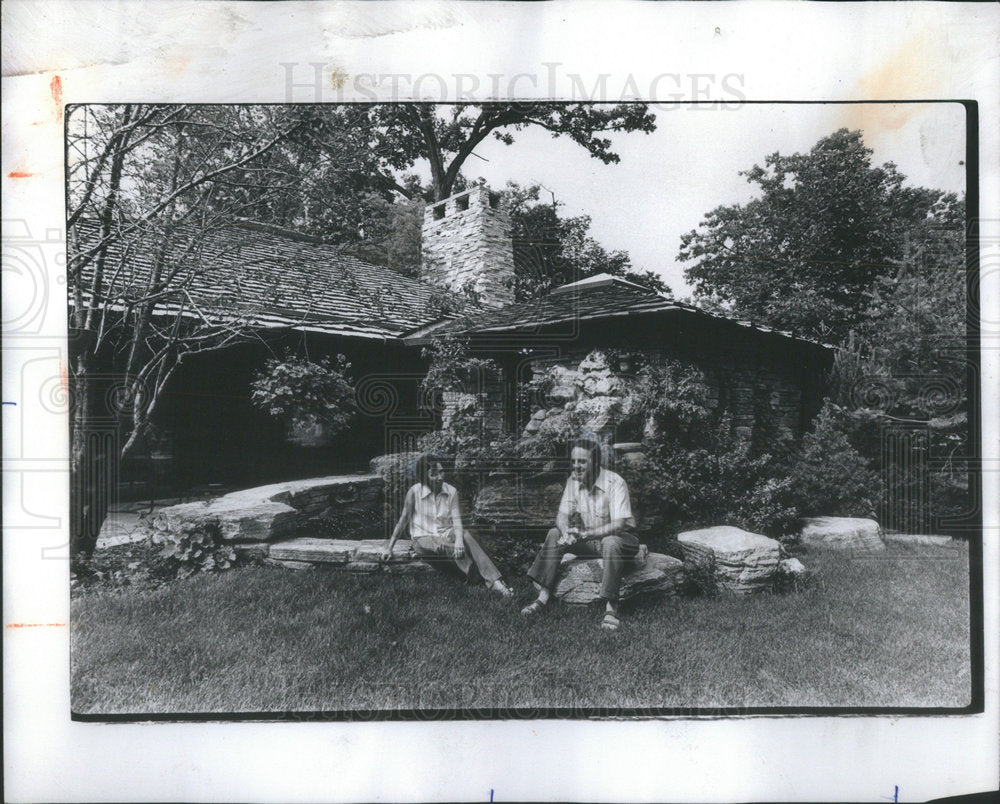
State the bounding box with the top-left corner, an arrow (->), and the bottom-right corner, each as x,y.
380,542 -> 394,562
453,537 -> 465,559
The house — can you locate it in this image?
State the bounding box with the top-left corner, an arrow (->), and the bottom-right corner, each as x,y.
73,184 -> 833,497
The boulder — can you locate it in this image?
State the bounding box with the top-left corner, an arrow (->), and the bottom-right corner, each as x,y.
574,396 -> 621,435
577,350 -> 611,375
677,526 -> 781,594
580,370 -> 620,397
554,551 -> 686,604
473,478 -> 564,530
534,365 -> 580,404
799,517 -> 885,552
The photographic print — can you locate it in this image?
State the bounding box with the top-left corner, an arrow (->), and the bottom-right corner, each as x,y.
65,100 -> 978,718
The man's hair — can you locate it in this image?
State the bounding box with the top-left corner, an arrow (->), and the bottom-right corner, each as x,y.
414,453 -> 445,486
570,437 -> 602,471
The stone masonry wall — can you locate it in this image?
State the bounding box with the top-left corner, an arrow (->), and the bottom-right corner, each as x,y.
524,346 -> 807,442
421,185 -> 514,309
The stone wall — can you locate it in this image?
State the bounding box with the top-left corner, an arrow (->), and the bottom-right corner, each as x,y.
421,185 -> 514,309
148,475 -> 383,545
523,345 -> 810,442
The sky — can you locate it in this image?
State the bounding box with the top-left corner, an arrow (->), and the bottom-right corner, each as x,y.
437,102 -> 967,299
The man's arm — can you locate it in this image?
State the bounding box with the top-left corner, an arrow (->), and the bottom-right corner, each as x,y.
555,479 -> 574,537
580,518 -> 629,541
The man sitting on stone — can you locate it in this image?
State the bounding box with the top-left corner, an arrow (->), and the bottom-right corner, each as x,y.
382,453 -> 513,597
521,437 -> 640,631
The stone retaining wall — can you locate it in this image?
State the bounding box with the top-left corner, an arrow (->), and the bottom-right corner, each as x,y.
148,475 -> 383,544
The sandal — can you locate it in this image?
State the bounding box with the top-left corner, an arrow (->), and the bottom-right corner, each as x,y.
601,612 -> 620,631
491,580 -> 514,598
520,599 -> 547,616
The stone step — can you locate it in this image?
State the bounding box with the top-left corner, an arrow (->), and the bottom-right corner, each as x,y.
264,537 -> 431,573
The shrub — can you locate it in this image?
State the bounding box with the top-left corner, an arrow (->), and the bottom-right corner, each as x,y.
786,401 -> 882,518
250,352 -> 355,437
617,362 -> 801,538
152,521 -> 236,579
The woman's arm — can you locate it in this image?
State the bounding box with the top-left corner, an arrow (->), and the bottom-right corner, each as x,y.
449,489 -> 465,559
382,487 -> 414,560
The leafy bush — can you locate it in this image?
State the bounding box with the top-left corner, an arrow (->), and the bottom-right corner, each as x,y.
418,336 -> 519,498
785,401 -> 882,518
152,521 -> 236,579
616,363 -> 800,538
71,539 -> 177,592
251,352 -> 355,436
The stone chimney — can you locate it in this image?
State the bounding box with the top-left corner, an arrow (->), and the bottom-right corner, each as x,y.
421,184 -> 514,309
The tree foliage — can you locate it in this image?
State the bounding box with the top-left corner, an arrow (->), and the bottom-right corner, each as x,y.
678,128 -> 964,345
354,104 -> 657,201
505,183 -> 671,300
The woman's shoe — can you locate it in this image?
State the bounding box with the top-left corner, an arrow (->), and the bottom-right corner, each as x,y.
491,580 -> 514,597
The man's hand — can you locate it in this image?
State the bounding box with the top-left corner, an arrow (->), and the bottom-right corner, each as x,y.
453,538 -> 465,559
557,528 -> 579,547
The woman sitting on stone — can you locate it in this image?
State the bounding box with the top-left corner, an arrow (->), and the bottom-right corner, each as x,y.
381,453 -> 513,596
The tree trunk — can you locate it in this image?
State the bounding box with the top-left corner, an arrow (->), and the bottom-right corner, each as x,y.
69,353 -> 116,559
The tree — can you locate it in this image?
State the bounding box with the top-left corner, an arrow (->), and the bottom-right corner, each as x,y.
66,104 -> 309,557
351,104 -> 657,201
506,183 -> 671,299
678,128 -> 964,344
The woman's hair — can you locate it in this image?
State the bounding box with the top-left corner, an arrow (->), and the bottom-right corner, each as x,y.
414,452 -> 445,487
570,437 -> 602,472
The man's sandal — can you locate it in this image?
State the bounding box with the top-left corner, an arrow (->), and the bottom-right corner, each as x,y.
491,580 -> 514,598
601,612 -> 620,631
520,599 -> 547,616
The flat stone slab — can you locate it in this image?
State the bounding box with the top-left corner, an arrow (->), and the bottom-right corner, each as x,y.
150,498 -> 299,543
554,552 -> 685,604
882,533 -> 954,546
677,526 -> 781,595
800,517 -> 885,552
149,474 -> 383,544
384,560 -> 434,574
354,539 -> 413,563
265,558 -> 314,571
269,538 -> 363,563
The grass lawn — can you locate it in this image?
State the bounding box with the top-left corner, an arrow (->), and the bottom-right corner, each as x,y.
71,541 -> 972,715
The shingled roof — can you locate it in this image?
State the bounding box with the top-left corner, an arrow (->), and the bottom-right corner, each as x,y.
403,273 -> 833,351
71,219 -> 455,339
